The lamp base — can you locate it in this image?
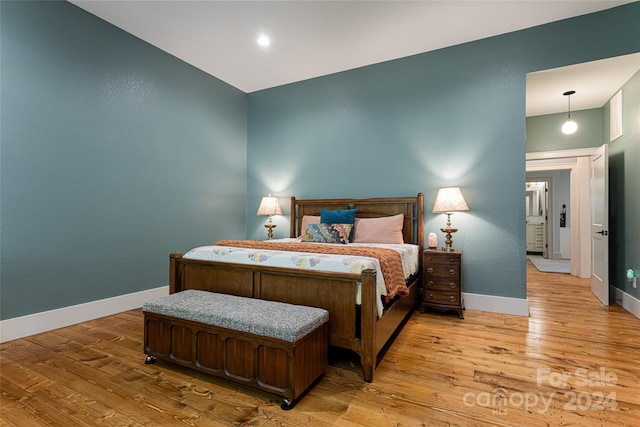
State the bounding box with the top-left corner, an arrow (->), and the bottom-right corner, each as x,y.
264,223 -> 277,240
440,227 -> 458,251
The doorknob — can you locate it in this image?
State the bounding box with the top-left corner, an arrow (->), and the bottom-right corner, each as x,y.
596,230 -> 609,236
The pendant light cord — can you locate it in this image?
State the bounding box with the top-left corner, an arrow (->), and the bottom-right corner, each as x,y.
563,90 -> 575,118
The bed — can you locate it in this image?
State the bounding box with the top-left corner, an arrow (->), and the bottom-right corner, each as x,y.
169,193 -> 424,382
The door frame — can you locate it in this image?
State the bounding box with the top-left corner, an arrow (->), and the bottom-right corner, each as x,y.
526,147 -> 599,278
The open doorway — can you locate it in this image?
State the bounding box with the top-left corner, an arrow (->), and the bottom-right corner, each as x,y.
525,53 -> 637,307
525,172 -> 572,274
524,54 -> 638,280
526,153 -> 590,278
525,180 -> 548,258
526,170 -> 573,260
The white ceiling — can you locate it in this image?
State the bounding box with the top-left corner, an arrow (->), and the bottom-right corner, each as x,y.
526,53 -> 640,117
70,1 -> 639,115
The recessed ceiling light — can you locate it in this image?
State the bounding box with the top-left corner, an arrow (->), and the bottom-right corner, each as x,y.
257,35 -> 270,47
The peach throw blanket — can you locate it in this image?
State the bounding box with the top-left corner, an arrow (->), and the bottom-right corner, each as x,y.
214,240 -> 410,300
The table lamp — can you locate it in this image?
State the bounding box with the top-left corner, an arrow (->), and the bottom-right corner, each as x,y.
257,194 -> 283,240
432,187 -> 469,251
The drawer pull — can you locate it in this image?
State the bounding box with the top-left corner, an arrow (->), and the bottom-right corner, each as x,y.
450,258 -> 455,263
427,267 -> 434,274
427,294 -> 433,299
449,269 -> 456,275
449,296 -> 456,302
449,282 -> 457,289
426,280 -> 434,287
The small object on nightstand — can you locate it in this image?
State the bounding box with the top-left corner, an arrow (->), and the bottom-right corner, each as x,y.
420,249 -> 464,319
427,232 -> 438,249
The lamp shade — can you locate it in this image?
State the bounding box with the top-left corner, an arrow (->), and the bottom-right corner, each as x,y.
433,187 -> 469,213
256,194 -> 283,216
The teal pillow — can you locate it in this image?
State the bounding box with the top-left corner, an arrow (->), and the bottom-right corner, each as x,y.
320,208 -> 357,225
302,223 -> 353,244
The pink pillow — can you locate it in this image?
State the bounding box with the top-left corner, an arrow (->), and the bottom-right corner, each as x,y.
299,215 -> 321,237
353,214 -> 404,244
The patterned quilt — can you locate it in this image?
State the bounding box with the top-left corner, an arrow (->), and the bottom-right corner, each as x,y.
184,240 -> 417,317
215,240 -> 410,300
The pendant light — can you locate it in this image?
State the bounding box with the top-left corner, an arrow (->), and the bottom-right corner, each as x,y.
561,90 -> 578,135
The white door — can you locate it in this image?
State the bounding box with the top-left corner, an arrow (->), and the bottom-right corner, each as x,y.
590,144 -> 609,305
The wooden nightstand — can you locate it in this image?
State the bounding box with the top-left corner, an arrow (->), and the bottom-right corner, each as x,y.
420,249 -> 464,319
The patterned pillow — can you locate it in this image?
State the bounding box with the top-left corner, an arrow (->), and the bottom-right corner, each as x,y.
298,215 -> 321,237
320,209 -> 358,242
302,223 -> 353,244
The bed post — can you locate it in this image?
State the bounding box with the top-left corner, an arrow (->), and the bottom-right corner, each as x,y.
417,192 -> 424,251
169,253 -> 183,294
360,269 -> 377,383
290,196 -> 297,238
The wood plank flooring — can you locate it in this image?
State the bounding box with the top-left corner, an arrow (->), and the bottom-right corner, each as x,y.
2,261 -> 639,426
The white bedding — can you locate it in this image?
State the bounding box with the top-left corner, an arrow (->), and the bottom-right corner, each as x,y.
183,239 -> 419,317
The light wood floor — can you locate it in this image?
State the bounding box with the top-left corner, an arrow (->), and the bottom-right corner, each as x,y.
2,262 -> 639,426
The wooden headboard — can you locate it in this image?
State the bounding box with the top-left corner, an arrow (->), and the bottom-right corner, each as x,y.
290,193 -> 424,249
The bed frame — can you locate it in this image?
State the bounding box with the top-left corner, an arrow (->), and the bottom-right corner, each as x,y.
169,193 -> 424,382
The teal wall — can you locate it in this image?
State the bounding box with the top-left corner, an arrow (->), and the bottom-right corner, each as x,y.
0,1 -> 247,320
247,3 -> 640,300
608,71 -> 640,299
526,109 -> 603,153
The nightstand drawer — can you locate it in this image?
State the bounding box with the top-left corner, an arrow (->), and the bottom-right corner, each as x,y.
424,254 -> 460,265
424,264 -> 460,278
424,278 -> 459,291
422,291 -> 460,305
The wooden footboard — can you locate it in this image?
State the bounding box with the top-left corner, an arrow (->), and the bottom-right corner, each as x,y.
170,254 -> 418,382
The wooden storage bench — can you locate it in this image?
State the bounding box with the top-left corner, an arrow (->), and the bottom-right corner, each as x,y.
142,290 -> 329,409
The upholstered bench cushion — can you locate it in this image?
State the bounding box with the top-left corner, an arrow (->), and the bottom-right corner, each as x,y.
142,290 -> 329,342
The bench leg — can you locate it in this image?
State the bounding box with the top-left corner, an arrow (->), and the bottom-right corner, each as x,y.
281,398 -> 294,410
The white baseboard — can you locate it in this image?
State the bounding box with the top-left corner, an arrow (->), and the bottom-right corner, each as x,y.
463,292 -> 529,316
0,286 -> 169,343
0,287 -> 533,342
610,286 -> 640,319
